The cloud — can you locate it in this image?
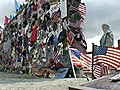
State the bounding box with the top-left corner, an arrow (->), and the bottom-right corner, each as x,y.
81,0 -> 120,50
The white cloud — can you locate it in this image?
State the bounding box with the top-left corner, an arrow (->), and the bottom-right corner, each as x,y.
86,35 -> 101,51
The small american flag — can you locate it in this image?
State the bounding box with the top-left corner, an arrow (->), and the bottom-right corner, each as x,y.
53,51 -> 59,63
93,65 -> 102,79
78,3 -> 86,23
78,3 -> 86,16
52,10 -> 61,23
68,48 -> 82,66
69,3 -> 86,23
68,48 -> 92,68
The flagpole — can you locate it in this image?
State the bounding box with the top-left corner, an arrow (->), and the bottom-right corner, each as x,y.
68,48 -> 78,86
92,43 -> 94,80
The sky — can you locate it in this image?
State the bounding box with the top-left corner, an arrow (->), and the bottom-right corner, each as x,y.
0,0 -> 120,51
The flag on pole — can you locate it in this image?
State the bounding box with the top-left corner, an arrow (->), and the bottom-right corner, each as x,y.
14,0 -> 21,12
92,44 -> 120,78
4,16 -> 9,25
93,45 -> 120,69
68,48 -> 92,68
68,47 -> 92,85
68,48 -> 82,66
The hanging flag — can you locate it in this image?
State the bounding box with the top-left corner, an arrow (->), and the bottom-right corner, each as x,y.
93,64 -> 111,79
69,2 -> 86,23
68,0 -> 80,12
60,0 -> 67,18
14,0 -> 21,12
52,9 -> 61,23
78,3 -> 86,16
53,50 -> 59,63
4,16 -> 9,25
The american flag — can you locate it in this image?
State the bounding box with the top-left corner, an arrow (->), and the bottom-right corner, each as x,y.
52,10 -> 61,23
93,65 -> 102,79
78,3 -> 86,23
93,45 -> 120,78
93,64 -> 111,79
53,51 -> 59,63
69,3 -> 86,24
78,3 -> 86,16
93,45 -> 120,69
68,48 -> 92,68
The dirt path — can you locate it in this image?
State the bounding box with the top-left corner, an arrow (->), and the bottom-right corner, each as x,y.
0,72 -> 91,90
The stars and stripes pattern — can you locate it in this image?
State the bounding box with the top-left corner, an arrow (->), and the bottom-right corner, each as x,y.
68,48 -> 92,68
52,10 -> 61,23
93,65 -> 102,79
69,2 -> 86,24
78,3 -> 86,23
53,51 -> 59,62
94,45 -> 120,69
80,53 -> 92,69
68,48 -> 82,66
78,3 -> 86,16
93,45 -> 120,78
93,64 -> 111,79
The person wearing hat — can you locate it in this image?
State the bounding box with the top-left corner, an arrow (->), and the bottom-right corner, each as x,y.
100,24 -> 114,47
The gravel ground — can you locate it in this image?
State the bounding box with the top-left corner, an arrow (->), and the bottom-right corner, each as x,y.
0,72 -> 92,90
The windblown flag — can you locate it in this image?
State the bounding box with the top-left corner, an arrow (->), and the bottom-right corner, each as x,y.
4,16 -> 9,25
93,45 -> 120,78
93,45 -> 120,69
14,0 -> 21,12
68,48 -> 92,68
68,48 -> 82,66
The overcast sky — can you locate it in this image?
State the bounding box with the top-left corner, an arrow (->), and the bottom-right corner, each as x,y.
0,0 -> 120,51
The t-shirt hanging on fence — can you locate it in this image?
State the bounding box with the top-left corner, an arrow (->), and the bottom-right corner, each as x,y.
60,0 -> 67,18
30,25 -> 38,42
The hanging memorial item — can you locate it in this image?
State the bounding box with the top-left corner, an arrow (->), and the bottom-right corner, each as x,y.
60,0 -> 67,18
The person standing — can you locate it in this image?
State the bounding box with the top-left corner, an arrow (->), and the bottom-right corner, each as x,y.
100,24 -> 114,47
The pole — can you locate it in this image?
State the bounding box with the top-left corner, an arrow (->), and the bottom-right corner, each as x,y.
92,43 -> 94,80
68,48 -> 78,86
